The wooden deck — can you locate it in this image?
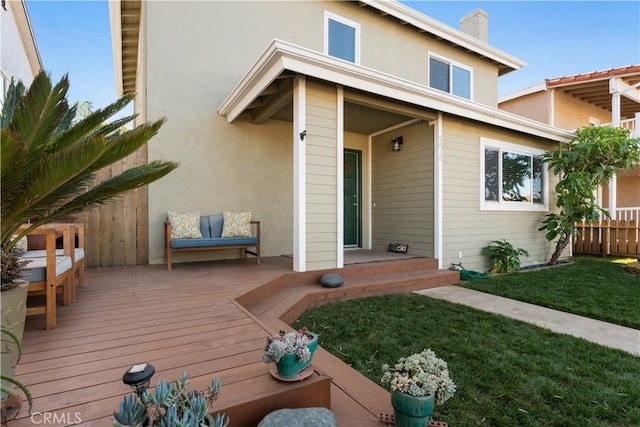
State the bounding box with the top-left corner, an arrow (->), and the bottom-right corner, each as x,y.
9,254 -> 459,426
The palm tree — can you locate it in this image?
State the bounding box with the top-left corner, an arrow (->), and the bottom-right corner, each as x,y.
1,72 -> 178,250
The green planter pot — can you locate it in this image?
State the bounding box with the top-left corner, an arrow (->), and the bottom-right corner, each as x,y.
391,390 -> 435,427
275,333 -> 318,379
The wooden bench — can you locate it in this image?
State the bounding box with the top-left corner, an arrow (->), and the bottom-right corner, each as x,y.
164,215 -> 260,270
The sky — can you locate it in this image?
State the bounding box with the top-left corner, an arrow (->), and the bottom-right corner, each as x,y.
25,0 -> 640,112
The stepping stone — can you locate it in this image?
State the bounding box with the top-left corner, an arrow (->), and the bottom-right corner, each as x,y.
258,407 -> 337,427
319,273 -> 344,288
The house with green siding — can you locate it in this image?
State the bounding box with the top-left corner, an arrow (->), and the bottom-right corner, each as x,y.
109,0 -> 573,272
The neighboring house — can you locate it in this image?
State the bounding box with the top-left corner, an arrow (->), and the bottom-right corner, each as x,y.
109,0 -> 573,272
499,65 -> 640,221
0,0 -> 42,101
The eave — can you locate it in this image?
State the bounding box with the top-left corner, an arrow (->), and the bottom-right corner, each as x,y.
359,0 -> 526,75
109,0 -> 141,96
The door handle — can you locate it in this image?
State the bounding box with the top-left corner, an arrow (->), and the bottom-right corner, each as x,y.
353,195 -> 358,207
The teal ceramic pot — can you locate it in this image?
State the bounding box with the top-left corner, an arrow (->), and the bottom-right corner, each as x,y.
275,333 -> 318,379
391,390 -> 435,427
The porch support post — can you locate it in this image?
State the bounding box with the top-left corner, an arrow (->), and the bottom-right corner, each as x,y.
608,80 -> 621,219
434,113 -> 444,268
293,75 -> 307,272
336,86 -> 344,268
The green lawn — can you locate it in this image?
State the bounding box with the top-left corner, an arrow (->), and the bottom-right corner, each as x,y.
293,294 -> 640,426
461,257 -> 640,329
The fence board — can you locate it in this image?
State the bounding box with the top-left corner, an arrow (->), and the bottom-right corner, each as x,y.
573,220 -> 640,257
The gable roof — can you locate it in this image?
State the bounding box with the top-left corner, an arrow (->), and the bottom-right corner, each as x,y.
500,65 -> 640,119
109,0 -> 525,96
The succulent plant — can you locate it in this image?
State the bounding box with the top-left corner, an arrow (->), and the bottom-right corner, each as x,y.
112,372 -> 228,427
381,349 -> 456,405
262,327 -> 314,364
0,246 -> 30,291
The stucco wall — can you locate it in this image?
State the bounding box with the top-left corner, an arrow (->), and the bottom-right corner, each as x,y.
371,121 -> 435,256
441,116 -> 563,271
143,1 -> 505,264
552,89 -> 611,129
499,91 -> 550,124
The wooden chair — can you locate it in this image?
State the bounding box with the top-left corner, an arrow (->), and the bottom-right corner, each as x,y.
19,224 -> 73,329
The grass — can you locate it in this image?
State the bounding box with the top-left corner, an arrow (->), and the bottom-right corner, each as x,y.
461,256 -> 640,329
293,293 -> 640,426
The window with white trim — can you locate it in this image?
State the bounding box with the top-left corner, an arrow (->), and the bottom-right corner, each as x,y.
480,138 -> 548,211
324,11 -> 360,64
428,54 -> 472,99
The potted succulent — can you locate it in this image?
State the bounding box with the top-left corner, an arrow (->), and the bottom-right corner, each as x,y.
381,349 -> 456,427
113,372 -> 228,426
262,327 -> 318,379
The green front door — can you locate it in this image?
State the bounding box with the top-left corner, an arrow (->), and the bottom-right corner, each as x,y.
344,149 -> 361,247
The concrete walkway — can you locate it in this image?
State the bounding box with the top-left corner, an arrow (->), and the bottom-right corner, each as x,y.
416,286 -> 640,356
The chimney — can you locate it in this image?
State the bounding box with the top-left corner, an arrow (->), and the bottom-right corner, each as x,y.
460,8 -> 488,43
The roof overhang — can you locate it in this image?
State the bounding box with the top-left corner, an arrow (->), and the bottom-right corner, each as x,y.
360,0 -> 525,75
109,0 -> 141,96
218,40 -> 572,143
500,66 -> 640,119
13,0 -> 43,76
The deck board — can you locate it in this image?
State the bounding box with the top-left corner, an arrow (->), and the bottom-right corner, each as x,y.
9,254 -> 457,426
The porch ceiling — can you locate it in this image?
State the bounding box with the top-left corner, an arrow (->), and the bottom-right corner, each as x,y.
258,80 -> 418,135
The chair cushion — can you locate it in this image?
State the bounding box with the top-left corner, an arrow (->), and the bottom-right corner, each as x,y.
20,255 -> 72,282
75,248 -> 85,261
221,212 -> 252,238
22,249 -> 64,258
171,237 -> 257,249
168,211 -> 202,239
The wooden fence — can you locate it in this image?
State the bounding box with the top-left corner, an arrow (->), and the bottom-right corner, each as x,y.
573,220 -> 639,257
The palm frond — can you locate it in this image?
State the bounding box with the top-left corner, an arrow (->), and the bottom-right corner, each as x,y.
38,161 -> 178,219
49,94 -> 133,152
2,138 -> 106,230
0,130 -> 28,214
0,79 -> 25,128
10,73 -> 70,156
89,118 -> 166,171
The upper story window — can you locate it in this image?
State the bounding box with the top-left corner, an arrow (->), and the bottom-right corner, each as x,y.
480,138 -> 548,212
428,54 -> 472,99
324,11 -> 360,64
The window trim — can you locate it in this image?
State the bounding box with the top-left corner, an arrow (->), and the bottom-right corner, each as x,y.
428,52 -> 473,100
480,138 -> 549,212
324,11 -> 361,64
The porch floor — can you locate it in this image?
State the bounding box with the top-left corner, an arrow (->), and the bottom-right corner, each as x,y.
10,253 -> 458,426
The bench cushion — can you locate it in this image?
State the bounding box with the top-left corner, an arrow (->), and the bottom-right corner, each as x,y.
22,248 -> 85,261
171,237 -> 258,249
20,255 -> 72,282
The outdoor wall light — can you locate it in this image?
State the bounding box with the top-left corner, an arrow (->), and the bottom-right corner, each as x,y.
391,136 -> 403,152
122,362 -> 155,396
